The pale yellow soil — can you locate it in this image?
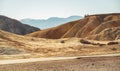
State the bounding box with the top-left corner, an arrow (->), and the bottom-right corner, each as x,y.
0,55 -> 119,71
0,30 -> 120,59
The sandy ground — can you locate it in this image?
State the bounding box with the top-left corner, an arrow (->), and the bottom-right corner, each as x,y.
1,36 -> 120,60
0,53 -> 119,65
1,29 -> 120,59
0,55 -> 120,71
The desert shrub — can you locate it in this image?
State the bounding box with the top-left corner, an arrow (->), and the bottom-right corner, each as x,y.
91,43 -> 105,46
111,48 -> 117,51
31,38 -> 35,41
98,44 -> 106,46
107,41 -> 118,45
80,39 -> 91,44
76,57 -> 81,59
60,40 -> 65,43
92,63 -> 94,66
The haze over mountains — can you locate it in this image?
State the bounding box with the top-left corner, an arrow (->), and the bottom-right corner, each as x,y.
20,16 -> 82,29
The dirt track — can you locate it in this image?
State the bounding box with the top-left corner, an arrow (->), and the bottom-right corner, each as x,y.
0,54 -> 120,71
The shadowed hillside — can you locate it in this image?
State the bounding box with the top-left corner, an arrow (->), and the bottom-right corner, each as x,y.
27,13 -> 120,40
0,15 -> 40,35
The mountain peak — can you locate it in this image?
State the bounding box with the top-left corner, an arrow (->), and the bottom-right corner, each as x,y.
20,16 -> 82,29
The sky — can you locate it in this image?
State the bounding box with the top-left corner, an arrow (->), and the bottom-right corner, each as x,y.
0,0 -> 120,20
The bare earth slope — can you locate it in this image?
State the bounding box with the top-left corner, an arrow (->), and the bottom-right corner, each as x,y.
87,27 -> 120,40
27,13 -> 120,41
26,20 -> 77,39
0,29 -> 120,59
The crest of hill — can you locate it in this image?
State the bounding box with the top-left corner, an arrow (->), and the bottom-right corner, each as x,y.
27,13 -> 120,40
26,20 -> 78,39
0,15 -> 40,35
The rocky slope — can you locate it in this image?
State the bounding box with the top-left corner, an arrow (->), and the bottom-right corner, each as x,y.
0,15 -> 40,35
87,27 -> 120,40
27,13 -> 120,40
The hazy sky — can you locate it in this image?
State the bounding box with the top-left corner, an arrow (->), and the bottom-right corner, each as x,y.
0,0 -> 120,20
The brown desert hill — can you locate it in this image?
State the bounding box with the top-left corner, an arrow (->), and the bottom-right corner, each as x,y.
71,15 -> 102,38
89,20 -> 120,35
87,27 -> 120,41
61,18 -> 88,38
26,20 -> 78,39
0,15 -> 40,35
27,13 -> 120,40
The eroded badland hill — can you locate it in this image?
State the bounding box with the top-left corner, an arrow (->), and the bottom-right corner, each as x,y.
27,13 -> 120,41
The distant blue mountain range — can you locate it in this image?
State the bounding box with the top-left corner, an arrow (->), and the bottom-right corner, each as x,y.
20,16 -> 82,29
